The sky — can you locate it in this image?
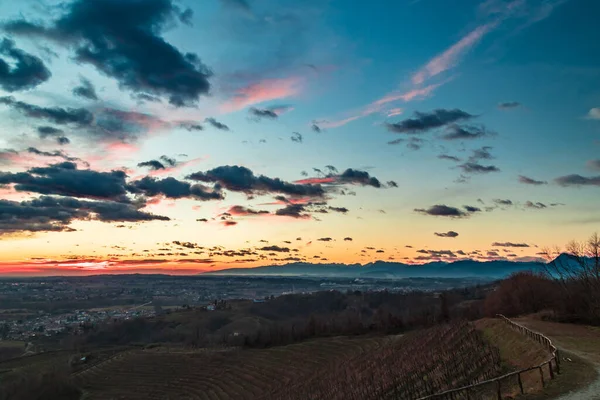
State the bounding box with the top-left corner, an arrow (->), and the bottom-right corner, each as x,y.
0,0 -> 599,276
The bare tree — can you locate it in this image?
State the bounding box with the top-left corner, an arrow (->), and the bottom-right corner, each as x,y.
541,233 -> 600,323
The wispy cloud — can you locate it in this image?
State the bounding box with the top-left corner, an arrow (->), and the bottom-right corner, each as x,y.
320,82 -> 443,128
317,0 -> 569,131
412,22 -> 497,85
586,107 -> 600,120
221,77 -> 303,112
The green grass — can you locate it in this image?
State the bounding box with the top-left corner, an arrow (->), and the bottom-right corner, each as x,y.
475,319 -> 556,397
0,341 -> 24,349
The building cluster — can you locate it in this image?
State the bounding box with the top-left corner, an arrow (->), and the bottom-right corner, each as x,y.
1,308 -> 156,341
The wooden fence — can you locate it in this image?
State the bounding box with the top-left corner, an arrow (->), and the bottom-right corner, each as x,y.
416,315 -> 560,400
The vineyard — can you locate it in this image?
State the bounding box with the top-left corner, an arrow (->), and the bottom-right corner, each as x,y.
273,320 -> 501,399
72,335 -> 396,400
71,321 -> 502,400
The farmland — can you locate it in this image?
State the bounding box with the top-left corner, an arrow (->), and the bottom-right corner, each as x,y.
69,321 -> 504,400
73,335 -> 394,400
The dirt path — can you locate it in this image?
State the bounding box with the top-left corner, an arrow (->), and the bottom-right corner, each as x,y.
555,369 -> 600,400
515,318 -> 600,399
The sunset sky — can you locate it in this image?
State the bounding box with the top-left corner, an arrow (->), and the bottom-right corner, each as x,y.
0,0 -> 599,275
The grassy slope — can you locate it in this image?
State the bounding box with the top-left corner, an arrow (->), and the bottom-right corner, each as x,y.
476,317 -> 600,400
513,317 -> 600,399
475,319 -> 553,396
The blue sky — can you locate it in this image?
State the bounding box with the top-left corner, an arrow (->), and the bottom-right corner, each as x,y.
0,0 -> 598,275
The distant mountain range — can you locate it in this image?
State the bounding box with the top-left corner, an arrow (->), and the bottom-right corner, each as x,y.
203,259 -> 548,279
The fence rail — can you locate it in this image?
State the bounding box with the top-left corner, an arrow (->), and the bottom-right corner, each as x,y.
416,315 -> 560,400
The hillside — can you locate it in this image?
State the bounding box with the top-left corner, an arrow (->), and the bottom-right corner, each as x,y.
71,321 -> 500,400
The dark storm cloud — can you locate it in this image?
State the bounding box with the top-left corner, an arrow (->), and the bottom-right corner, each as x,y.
0,162 -> 129,201
311,122 -> 322,133
493,199 -> 513,206
187,165 -> 325,197
204,117 -> 229,131
463,205 -> 481,213
299,168 -> 388,189
57,136 -> 70,145
4,0 -> 211,106
438,154 -> 461,162
72,77 -> 98,100
92,108 -> 169,142
434,231 -> 459,238
258,245 -> 290,253
338,169 -> 382,188
134,93 -> 162,104
441,125 -> 494,140
414,205 -> 468,218
26,147 -> 84,164
275,203 -> 310,219
555,174 -> 600,187
387,180 -> 398,188
491,242 -> 530,248
518,175 -> 547,185
458,162 -> 500,174
128,177 -> 223,200
469,146 -> 494,162
524,201 -> 547,209
228,205 -> 269,216
0,197 -> 78,234
179,122 -> 203,131
328,206 -> 349,213
160,156 -> 176,166
416,249 -> 457,258
406,137 -> 424,150
0,195 -> 168,235
318,237 -> 333,242
0,38 -> 51,92
138,160 -> 166,170
37,126 -> 64,138
291,132 -> 303,143
387,138 -> 404,145
344,237 -> 352,241
0,96 -> 94,125
249,107 -> 278,120
497,102 -> 521,109
385,109 -> 474,134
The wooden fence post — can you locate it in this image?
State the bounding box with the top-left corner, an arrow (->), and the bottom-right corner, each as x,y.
517,373 -> 524,394
548,362 -> 555,380
539,367 -> 545,387
496,380 -> 502,400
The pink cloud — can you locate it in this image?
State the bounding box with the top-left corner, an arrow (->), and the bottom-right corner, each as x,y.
387,108 -> 404,117
221,77 -> 303,112
320,82 -> 443,128
319,116 -> 362,129
412,23 -> 496,85
270,105 -> 295,116
105,142 -> 140,154
0,186 -> 31,201
260,196 -> 316,206
0,149 -> 88,170
294,177 -> 336,185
